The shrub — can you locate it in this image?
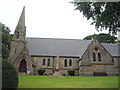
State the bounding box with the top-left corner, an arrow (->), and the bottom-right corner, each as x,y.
37,69 -> 45,75
2,59 -> 18,89
52,68 -> 56,73
68,69 -> 75,76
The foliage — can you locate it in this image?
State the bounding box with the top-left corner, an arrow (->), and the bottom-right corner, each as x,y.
37,69 -> 45,75
68,69 -> 75,76
0,22 -> 12,59
18,75 -> 118,88
72,2 -> 120,35
2,59 -> 18,88
84,33 -> 117,43
52,68 -> 56,73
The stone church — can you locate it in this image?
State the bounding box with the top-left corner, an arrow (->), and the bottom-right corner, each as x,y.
9,7 -> 120,76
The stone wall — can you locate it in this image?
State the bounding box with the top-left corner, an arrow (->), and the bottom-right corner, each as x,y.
113,57 -> 120,75
32,56 -> 79,75
9,41 -> 26,64
79,64 -> 117,76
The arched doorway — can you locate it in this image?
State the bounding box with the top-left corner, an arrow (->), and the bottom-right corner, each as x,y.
19,59 -> 27,72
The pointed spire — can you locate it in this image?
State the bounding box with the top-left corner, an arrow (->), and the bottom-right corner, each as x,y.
13,6 -> 26,41
17,6 -> 25,28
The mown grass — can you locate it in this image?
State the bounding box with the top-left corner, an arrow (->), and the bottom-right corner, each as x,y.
18,75 -> 119,88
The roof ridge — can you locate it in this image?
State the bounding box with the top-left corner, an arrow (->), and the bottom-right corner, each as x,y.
102,43 -> 119,45
26,37 -> 92,41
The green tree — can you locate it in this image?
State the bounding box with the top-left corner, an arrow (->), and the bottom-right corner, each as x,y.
2,59 -> 18,88
72,2 -> 120,35
84,33 -> 117,43
0,22 -> 12,59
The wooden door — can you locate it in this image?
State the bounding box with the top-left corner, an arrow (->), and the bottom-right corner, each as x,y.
19,59 -> 27,72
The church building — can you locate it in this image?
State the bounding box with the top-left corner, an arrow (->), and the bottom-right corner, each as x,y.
9,7 -> 120,76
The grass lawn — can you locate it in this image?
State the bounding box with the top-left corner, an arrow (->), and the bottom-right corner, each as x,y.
18,75 -> 119,88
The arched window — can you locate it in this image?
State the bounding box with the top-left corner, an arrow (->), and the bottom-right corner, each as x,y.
14,47 -> 17,53
95,47 -> 98,51
43,58 -> 46,65
93,52 -> 96,61
69,59 -> 72,66
98,53 -> 101,61
64,59 -> 67,67
47,59 -> 50,66
16,31 -> 19,39
112,59 -> 114,63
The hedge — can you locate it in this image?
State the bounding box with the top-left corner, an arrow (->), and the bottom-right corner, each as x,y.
37,69 -> 45,75
68,69 -> 75,76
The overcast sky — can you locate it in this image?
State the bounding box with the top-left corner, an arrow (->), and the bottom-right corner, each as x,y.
0,0 -> 117,39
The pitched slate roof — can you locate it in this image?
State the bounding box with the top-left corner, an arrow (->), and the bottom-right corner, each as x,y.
26,37 -> 120,57
102,43 -> 120,57
26,38 -> 92,57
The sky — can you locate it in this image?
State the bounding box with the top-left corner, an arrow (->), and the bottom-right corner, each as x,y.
1,0 -> 119,39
